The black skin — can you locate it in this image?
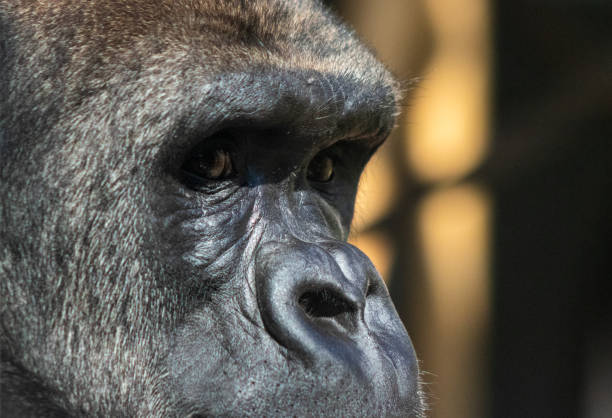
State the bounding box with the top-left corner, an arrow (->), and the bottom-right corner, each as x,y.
0,0 -> 424,416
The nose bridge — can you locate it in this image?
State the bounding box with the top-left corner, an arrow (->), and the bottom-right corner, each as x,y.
254,185 -> 372,298
290,191 -> 347,241
257,185 -> 347,241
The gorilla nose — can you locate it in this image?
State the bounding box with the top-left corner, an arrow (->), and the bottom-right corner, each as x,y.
255,240 -> 376,361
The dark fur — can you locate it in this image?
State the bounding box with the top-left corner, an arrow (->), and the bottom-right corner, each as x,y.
0,0 -> 423,416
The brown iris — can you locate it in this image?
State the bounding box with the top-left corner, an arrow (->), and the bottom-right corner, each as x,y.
183,148 -> 234,180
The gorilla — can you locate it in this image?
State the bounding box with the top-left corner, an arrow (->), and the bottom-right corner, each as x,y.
0,0 -> 424,416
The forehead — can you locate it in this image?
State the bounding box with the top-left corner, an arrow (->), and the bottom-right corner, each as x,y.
4,0 -> 399,152
12,0 -> 396,84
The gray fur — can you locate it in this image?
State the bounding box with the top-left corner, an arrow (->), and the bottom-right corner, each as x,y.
0,1 -> 422,416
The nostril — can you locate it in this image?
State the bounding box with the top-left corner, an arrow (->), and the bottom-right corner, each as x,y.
297,288 -> 359,335
298,288 -> 354,318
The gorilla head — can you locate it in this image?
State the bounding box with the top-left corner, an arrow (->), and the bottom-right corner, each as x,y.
0,0 -> 424,416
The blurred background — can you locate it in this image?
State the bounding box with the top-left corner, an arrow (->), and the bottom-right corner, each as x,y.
323,0 -> 612,417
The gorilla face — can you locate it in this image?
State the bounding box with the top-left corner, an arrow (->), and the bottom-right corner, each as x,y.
0,0 -> 423,416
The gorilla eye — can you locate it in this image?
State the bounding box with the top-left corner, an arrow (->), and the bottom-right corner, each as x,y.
183,148 -> 234,180
307,153 -> 334,183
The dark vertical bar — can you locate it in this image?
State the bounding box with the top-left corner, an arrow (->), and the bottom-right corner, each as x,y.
491,1 -> 612,417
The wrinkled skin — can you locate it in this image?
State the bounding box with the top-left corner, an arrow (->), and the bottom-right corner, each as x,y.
0,0 -> 424,416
